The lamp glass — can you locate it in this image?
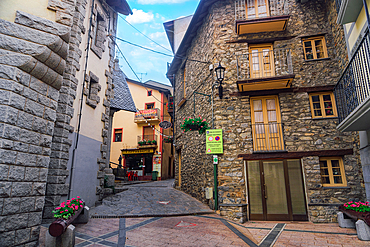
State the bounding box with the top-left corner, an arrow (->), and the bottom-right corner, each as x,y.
215,62 -> 225,81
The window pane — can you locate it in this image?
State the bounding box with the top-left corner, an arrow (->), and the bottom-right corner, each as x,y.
320,168 -> 329,176
331,160 -> 340,167
266,99 -> 276,110
314,40 -> 322,46
253,100 -> 263,111
304,41 -> 312,48
287,160 -> 307,215
317,51 -> 324,59
311,95 -> 320,102
320,160 -> 328,168
255,112 -> 264,123
333,176 -> 342,184
247,161 -> 263,214
313,103 -> 321,109
332,168 -> 341,175
314,109 -> 322,116
268,111 -> 277,122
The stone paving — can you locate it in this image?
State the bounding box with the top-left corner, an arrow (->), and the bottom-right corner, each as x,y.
38,179 -> 370,246
90,179 -> 213,217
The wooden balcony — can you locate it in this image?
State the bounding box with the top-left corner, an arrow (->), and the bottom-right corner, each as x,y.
235,0 -> 290,35
252,123 -> 285,152
236,47 -> 294,92
134,108 -> 160,124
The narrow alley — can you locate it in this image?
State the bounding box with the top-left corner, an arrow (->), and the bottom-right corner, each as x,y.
38,180 -> 366,247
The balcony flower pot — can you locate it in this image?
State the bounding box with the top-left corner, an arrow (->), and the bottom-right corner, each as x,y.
339,202 -> 370,227
180,116 -> 209,134
164,136 -> 173,143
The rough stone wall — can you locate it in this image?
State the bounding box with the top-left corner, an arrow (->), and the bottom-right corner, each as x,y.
173,0 -> 365,223
0,9 -> 71,247
43,0 -> 87,223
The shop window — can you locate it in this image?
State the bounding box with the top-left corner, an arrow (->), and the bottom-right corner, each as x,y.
319,157 -> 347,187
114,129 -> 122,142
145,103 -> 155,109
147,90 -> 152,96
309,92 -> 337,118
302,36 -> 328,60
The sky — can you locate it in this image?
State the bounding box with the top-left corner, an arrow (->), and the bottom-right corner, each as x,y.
115,0 -> 200,86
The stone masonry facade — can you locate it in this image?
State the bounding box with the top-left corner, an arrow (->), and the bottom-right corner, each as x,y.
173,0 -> 365,223
0,0 -> 121,245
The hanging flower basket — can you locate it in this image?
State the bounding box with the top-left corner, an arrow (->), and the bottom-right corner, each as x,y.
180,115 -> 209,134
167,102 -> 174,112
339,201 -> 370,227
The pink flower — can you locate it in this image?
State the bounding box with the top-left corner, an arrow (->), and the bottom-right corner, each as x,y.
71,198 -> 75,200
65,209 -> 68,212
192,121 -> 194,123
80,205 -> 83,208
75,206 -> 79,210
56,207 -> 61,210
77,196 -> 80,198
202,119 -> 206,122
199,115 -> 201,117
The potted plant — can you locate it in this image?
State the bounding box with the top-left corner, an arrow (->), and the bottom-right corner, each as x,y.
138,141 -> 144,146
180,115 -> 209,134
152,140 -> 157,145
339,201 -> 370,226
167,102 -> 174,112
164,136 -> 173,143
52,196 -> 84,220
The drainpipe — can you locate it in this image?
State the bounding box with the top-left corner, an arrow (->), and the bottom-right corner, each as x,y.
68,0 -> 95,199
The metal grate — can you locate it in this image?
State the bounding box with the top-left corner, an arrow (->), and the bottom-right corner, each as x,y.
334,30 -> 370,124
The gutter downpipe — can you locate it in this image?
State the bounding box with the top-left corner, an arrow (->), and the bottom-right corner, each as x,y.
211,82 -> 219,211
68,0 -> 95,199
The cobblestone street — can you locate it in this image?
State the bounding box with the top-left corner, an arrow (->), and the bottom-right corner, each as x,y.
38,179 -> 368,246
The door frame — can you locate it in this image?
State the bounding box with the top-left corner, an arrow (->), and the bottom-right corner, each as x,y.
245,159 -> 308,221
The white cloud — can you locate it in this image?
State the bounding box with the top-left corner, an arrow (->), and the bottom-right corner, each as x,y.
137,0 -> 190,4
149,32 -> 166,39
126,9 -> 154,24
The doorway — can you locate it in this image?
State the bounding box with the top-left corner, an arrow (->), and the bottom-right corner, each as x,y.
246,159 -> 308,221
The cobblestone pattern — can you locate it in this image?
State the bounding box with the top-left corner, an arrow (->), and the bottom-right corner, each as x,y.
0,9 -> 72,247
173,0 -> 364,222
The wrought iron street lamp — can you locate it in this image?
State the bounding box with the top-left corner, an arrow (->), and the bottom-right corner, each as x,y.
215,62 -> 225,99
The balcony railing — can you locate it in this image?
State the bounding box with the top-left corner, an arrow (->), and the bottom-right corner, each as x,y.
252,123 -> 285,152
237,48 -> 293,80
137,135 -> 158,142
334,30 -> 370,124
235,0 -> 289,34
134,108 -> 161,123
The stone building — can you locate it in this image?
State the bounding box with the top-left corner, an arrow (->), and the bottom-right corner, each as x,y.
166,0 -> 365,223
0,0 -> 133,246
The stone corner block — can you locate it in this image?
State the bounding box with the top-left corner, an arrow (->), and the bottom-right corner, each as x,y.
356,219 -> 370,241
337,212 -> 356,228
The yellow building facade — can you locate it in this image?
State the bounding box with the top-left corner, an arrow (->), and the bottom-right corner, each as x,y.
110,78 -> 174,180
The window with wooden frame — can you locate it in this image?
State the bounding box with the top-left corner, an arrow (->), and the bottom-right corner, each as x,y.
145,103 -> 155,109
249,44 -> 274,79
302,36 -> 328,60
246,0 -> 269,19
309,92 -> 337,118
319,157 -> 347,187
250,95 -> 284,152
113,128 -> 122,142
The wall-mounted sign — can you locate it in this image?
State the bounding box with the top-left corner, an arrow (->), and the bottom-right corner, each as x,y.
159,121 -> 172,129
121,148 -> 155,155
135,109 -> 158,119
206,129 -> 223,154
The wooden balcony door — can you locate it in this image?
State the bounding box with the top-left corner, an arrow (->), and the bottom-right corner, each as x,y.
249,44 -> 275,79
246,0 -> 269,19
143,126 -> 154,141
251,96 -> 283,151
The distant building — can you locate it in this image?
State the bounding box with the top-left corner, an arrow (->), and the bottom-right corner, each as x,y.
166,0 -> 364,223
110,63 -> 174,181
0,0 -> 134,245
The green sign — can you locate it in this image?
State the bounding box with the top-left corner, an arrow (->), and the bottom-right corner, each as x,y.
206,129 -> 223,154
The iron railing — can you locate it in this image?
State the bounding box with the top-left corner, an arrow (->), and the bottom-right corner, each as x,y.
237,48 -> 293,80
235,0 -> 288,21
334,30 -> 370,124
252,123 -> 285,152
137,135 -> 158,142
